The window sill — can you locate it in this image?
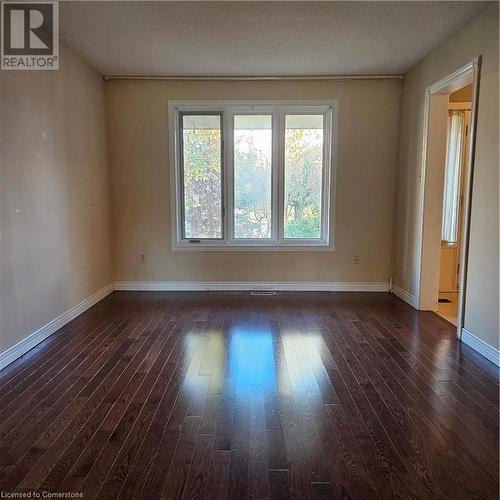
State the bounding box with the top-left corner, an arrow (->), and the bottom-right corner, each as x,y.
171,243 -> 335,252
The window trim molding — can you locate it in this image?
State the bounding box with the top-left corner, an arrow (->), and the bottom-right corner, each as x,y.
168,99 -> 338,251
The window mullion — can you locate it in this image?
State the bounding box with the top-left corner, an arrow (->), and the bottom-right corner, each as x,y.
277,111 -> 285,244
321,109 -> 330,243
224,109 -> 234,243
270,111 -> 279,244
173,107 -> 183,245
323,107 -> 333,245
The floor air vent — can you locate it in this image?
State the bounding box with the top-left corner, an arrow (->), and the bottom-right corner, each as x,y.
251,291 -> 276,296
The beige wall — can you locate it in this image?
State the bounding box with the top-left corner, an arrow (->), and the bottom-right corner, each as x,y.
449,83 -> 473,102
393,4 -> 499,348
439,247 -> 458,293
0,43 -> 112,353
105,79 -> 401,284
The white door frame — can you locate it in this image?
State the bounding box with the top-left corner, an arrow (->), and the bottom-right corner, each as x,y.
415,57 -> 481,340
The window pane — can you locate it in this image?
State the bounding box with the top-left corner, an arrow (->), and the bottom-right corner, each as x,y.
234,115 -> 273,239
181,114 -> 222,239
284,114 -> 324,239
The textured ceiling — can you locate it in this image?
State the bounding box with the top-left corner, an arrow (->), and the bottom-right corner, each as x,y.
59,1 -> 490,77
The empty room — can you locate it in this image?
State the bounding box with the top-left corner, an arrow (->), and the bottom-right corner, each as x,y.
0,1 -> 498,499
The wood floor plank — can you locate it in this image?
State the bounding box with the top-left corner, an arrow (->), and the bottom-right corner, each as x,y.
356,313 -> 500,497
14,314 -> 160,490
92,316 -> 199,500
0,312 -> 135,451
269,469 -> 291,500
353,313 -> 500,481
0,291 -> 497,500
160,415 -> 201,500
206,450 -> 231,500
60,316 -> 181,492
352,324 -> 486,499
335,315 -> 470,498
41,313 -> 173,491
325,324 -> 432,499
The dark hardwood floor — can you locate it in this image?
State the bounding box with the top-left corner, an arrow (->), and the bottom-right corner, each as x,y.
0,291 -> 498,500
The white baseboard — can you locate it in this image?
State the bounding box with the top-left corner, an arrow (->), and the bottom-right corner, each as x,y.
113,281 -> 390,292
461,328 -> 500,367
392,285 -> 418,308
0,285 -> 114,371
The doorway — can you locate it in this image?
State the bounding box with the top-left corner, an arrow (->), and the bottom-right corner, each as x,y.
437,94 -> 472,325
415,58 -> 481,339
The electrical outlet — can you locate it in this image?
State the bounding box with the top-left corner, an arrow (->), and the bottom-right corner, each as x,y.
140,253 -> 146,264
353,254 -> 360,264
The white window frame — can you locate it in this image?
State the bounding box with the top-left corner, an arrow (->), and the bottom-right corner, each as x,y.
169,100 -> 338,251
